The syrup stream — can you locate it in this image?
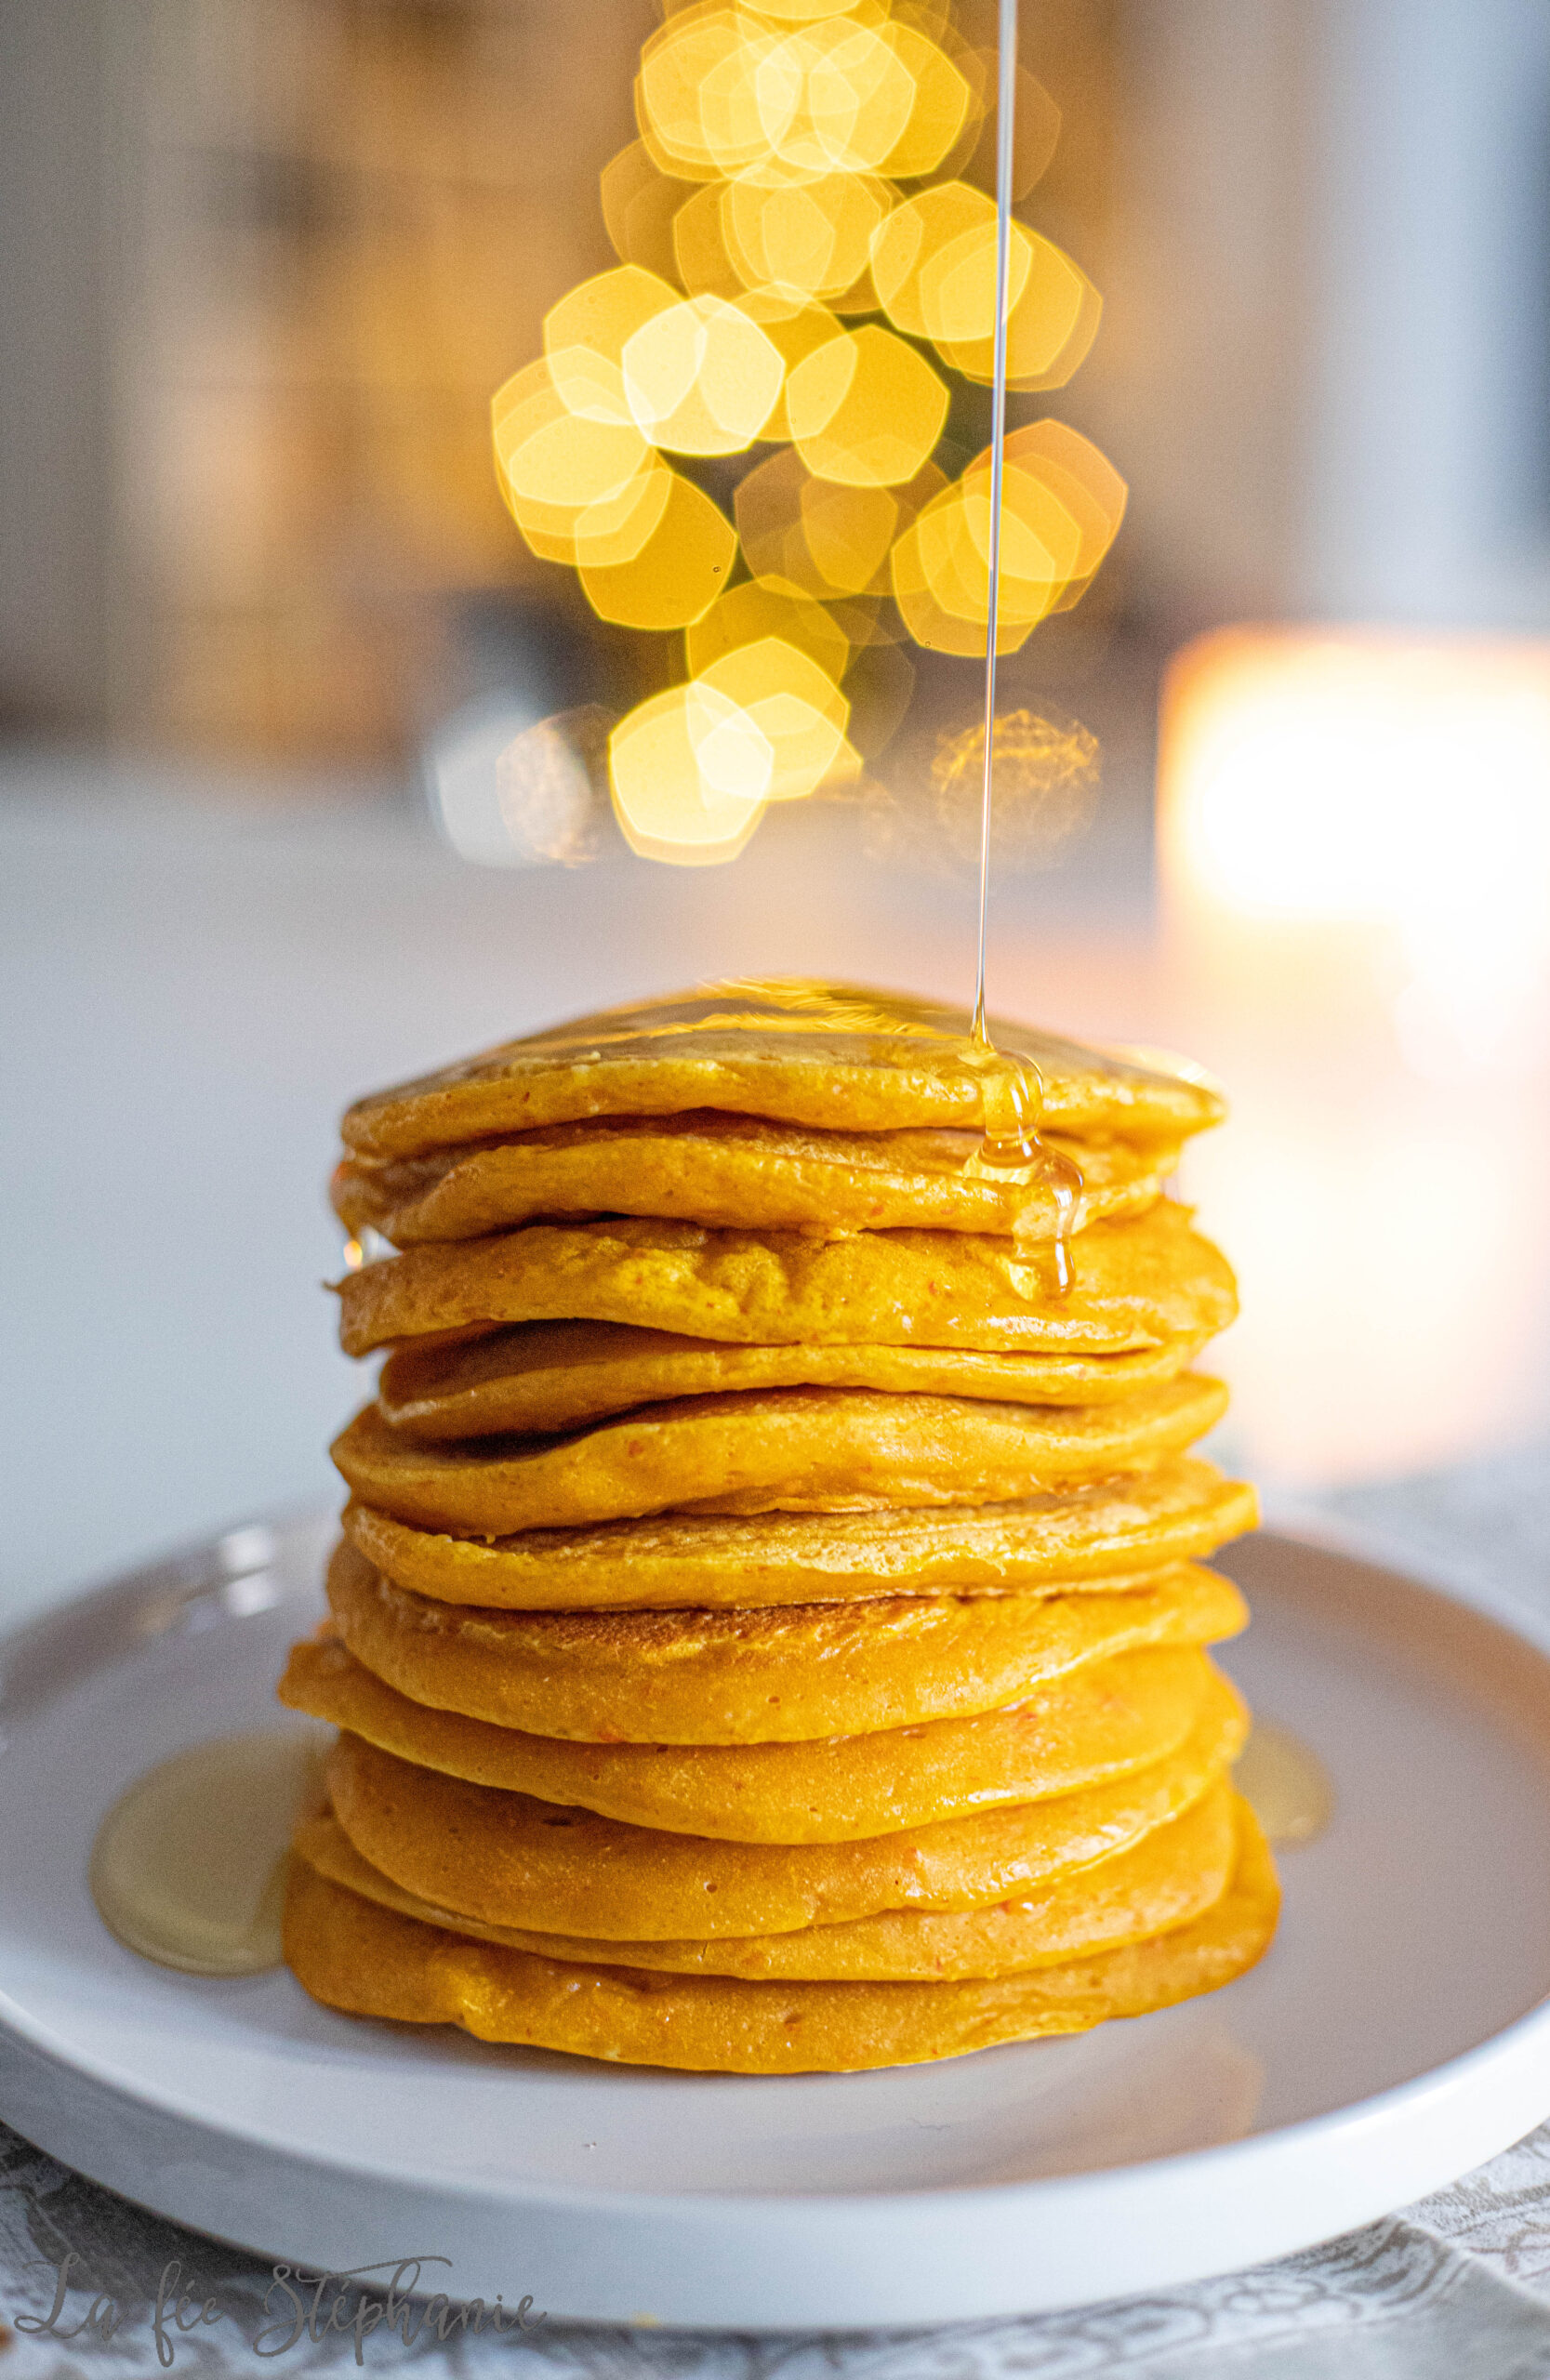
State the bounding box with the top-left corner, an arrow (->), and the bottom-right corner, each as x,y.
966,0 -> 1084,1290
972,0 -> 1022,1054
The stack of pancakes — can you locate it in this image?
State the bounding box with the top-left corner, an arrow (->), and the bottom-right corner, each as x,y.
280,983 -> 1278,2071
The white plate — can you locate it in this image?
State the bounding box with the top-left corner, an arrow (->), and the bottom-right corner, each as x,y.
3,1514 -> 1550,2331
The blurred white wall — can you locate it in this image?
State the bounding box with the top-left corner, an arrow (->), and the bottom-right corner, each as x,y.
1306,0 -> 1550,626
1109,0 -> 1550,632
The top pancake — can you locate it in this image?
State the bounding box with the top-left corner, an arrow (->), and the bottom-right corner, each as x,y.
339,982 -> 1225,1159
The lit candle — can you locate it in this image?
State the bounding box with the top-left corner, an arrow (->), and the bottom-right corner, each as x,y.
1157,627 -> 1550,1488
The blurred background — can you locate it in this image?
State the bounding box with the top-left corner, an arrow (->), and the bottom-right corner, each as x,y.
5,0 -> 1550,1621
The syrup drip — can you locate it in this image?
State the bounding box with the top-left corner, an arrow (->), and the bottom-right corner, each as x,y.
959,1038 -> 1084,1288
90,1727 -> 330,1977
958,0 -> 1084,1293
1234,1722 -> 1335,1847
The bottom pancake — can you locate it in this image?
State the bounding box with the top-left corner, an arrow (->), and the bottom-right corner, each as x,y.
298,1776 -> 1238,1978
283,1800 -> 1278,2071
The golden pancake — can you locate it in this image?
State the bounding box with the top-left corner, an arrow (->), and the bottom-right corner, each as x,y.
300,1777 -> 1237,1979
282,1801 -> 1278,2069
280,1635 -> 1229,1839
319,1683 -> 1246,1939
377,1318 -> 1211,1440
338,983 -> 1225,1161
332,1378 -> 1229,1536
342,1459 -> 1258,1610
333,1113 -> 1176,1248
324,1540 -> 1246,1742
335,1200 -> 1237,1360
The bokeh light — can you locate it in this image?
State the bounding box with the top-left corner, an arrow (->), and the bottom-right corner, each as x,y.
622,294 -> 785,453
960,59 -> 1061,199
610,681 -> 771,864
427,698 -> 614,868
931,707 -> 1100,865
876,25 -> 976,177
990,419 -> 1127,608
493,361 -> 652,524
892,465 -> 1082,654
801,476 -> 899,591
734,443 -> 933,596
934,230 -> 1101,390
487,0 -> 1123,865
672,183 -> 746,298
870,181 -> 1008,337
740,297 -> 845,438
723,172 -> 892,306
544,266 -> 679,423
637,10 -> 774,181
686,572 -> 851,683
578,469 -> 736,628
696,635 -> 856,800
601,141 -> 690,283
786,324 -> 949,484
1158,628 -> 1550,1487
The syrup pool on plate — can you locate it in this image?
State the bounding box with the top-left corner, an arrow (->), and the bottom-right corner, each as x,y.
90,1726 -> 331,1977
1235,1723 -> 1335,1847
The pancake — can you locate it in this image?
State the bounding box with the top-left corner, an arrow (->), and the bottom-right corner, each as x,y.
376,1317 -> 1211,1439
333,1113 -> 1177,1248
299,1778 -> 1237,1980
282,1800 -> 1278,2069
341,1459 -> 1259,1610
280,1635 -> 1230,1839
319,1681 -> 1246,1939
324,1540 -> 1246,1742
338,982 -> 1225,1161
331,1378 -> 1229,1536
335,1199 -> 1238,1360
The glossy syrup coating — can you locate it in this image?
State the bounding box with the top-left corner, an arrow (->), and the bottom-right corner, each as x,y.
338,983 -> 1225,1160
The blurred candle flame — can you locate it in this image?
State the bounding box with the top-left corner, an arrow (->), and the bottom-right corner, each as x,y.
1159,627 -> 1550,1487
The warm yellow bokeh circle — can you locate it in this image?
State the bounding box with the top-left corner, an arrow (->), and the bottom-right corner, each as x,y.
489,0 -> 1126,862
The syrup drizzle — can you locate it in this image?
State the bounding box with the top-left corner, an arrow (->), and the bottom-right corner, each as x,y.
960,0 -> 1083,1292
